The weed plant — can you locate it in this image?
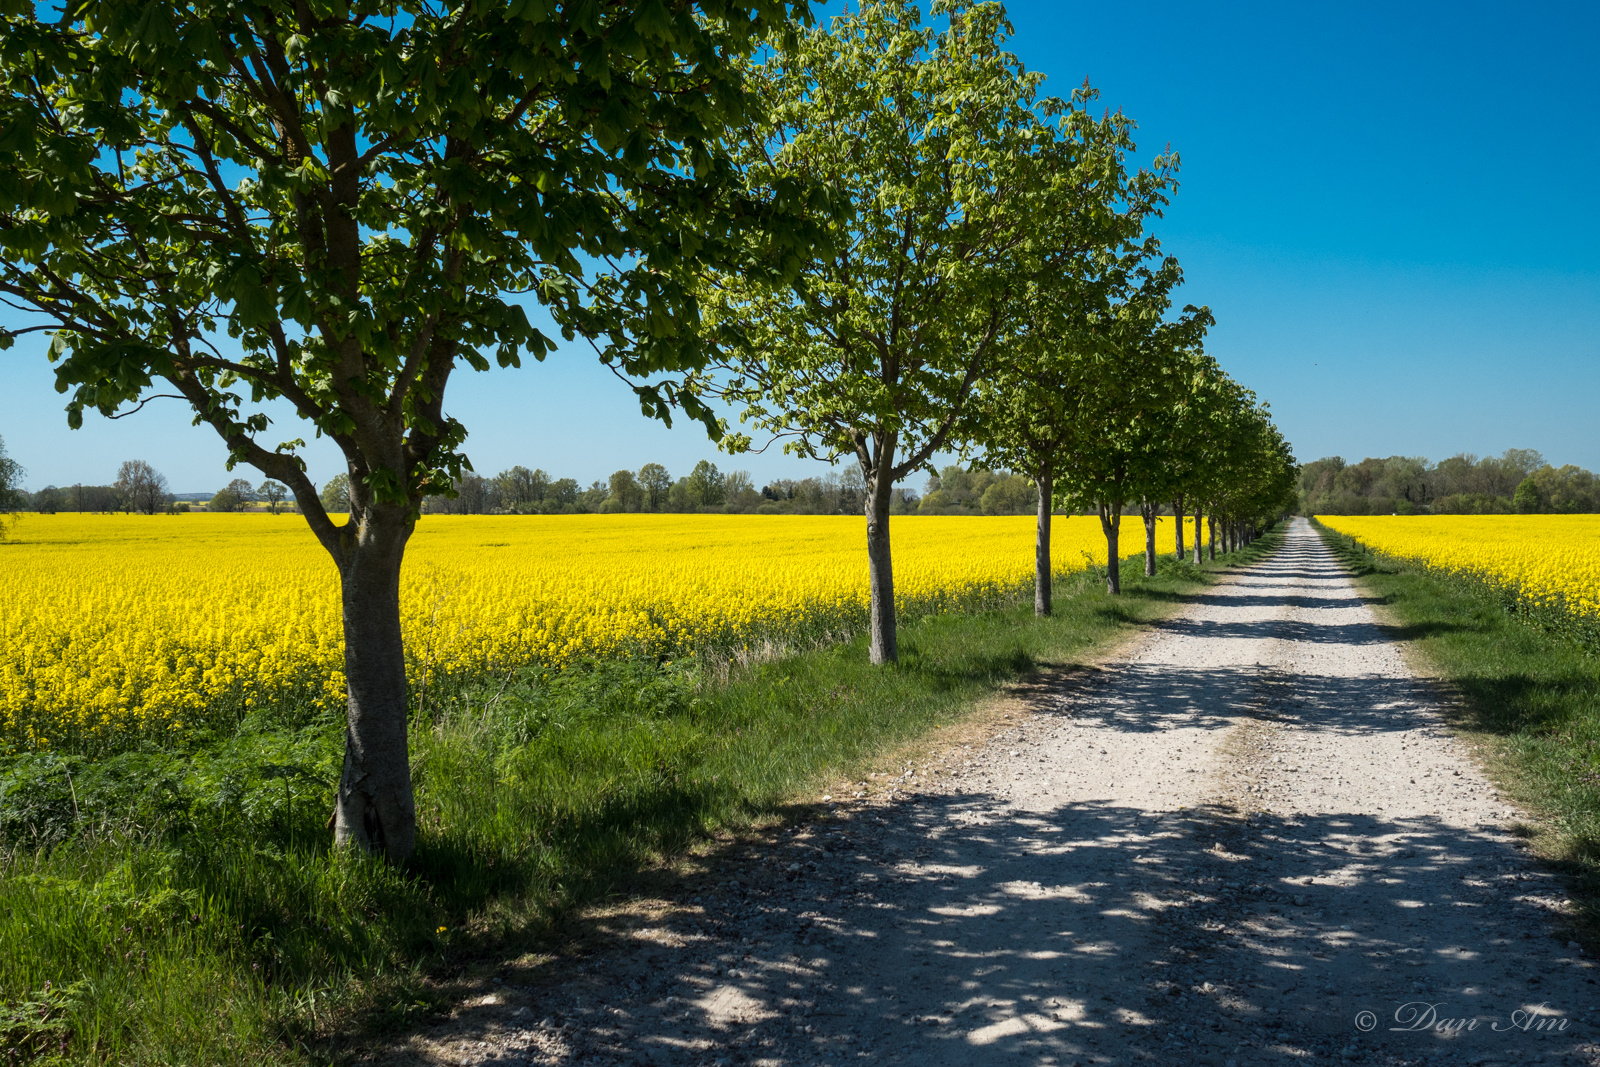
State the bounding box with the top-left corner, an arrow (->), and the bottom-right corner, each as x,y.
0,537 -> 1276,1064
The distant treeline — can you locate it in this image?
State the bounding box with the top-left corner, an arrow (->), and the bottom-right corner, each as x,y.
1301,450 -> 1600,515
8,458 -> 1053,519
420,461 -> 1045,517
19,471 -> 294,515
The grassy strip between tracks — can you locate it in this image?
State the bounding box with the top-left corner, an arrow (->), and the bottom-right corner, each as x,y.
0,528 -> 1282,1066
1313,520 -> 1600,942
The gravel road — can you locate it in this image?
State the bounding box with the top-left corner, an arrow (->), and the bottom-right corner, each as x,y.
405,518 -> 1598,1067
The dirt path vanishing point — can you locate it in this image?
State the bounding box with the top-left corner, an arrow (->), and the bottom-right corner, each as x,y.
410,518 -> 1600,1067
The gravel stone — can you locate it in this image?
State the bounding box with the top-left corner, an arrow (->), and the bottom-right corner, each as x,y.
391,520 -> 1600,1066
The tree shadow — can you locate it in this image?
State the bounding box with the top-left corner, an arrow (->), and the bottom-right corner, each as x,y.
407,788 -> 1591,1066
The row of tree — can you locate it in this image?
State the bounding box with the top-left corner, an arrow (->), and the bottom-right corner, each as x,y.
423,461 -> 1041,516
15,464 -> 294,515
689,1 -> 1298,651
18,459 -> 176,515
0,0 -> 1295,858
1300,451 -> 1600,515
16,449 -> 1279,524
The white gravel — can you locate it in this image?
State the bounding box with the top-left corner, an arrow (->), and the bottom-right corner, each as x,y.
398,518 -> 1600,1067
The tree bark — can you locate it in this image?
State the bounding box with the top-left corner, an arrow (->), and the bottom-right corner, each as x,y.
1173,496 -> 1185,560
1034,473 -> 1053,616
1099,501 -> 1122,595
1140,500 -> 1158,577
866,475 -> 897,665
1191,508 -> 1202,565
1208,514 -> 1217,561
332,505 -> 418,862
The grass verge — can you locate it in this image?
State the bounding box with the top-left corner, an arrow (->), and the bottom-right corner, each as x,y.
1313,521 -> 1600,940
0,530 -> 1281,1065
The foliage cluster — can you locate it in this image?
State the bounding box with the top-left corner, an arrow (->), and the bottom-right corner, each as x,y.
694,0 -> 1297,640
1300,450 -> 1600,516
918,465 -> 1036,515
421,459 -> 1047,516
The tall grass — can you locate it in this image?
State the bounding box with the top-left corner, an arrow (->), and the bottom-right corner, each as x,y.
0,539 -> 1277,1064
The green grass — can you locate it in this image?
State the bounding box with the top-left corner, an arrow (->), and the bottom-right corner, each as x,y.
0,532 -> 1281,1065
1313,521 -> 1600,937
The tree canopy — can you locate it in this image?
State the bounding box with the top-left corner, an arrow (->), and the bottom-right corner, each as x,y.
0,0 -> 826,860
700,0 -> 1183,659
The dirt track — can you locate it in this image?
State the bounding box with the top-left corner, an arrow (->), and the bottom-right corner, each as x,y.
406,518 -> 1599,1067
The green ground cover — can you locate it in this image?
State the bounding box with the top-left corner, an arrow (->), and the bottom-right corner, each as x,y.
0,532 -> 1281,1065
1314,521 -> 1600,940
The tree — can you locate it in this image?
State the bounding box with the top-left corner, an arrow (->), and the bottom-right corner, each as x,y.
704,0 -> 1071,660
495,466 -> 548,511
33,486 -> 61,514
548,479 -> 581,509
1127,345 -> 1220,576
989,240 -> 1206,598
0,434 -> 22,539
114,459 -> 171,515
1205,409 -> 1296,547
0,0 -> 824,859
1514,477 -> 1542,514
68,483 -> 119,512
258,480 -> 288,514
463,473 -> 500,514
724,469 -> 759,507
318,474 -> 350,516
604,469 -> 644,512
978,475 -> 1036,515
972,241 -> 1190,607
209,484 -> 244,513
685,460 -> 727,506
637,463 -> 671,512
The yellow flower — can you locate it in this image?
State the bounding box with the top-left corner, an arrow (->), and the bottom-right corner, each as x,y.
1,512 -> 1186,748
1319,515 -> 1600,619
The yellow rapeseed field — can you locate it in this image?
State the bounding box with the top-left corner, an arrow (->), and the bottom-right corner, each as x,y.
1318,515 -> 1600,619
1,513 -> 1188,749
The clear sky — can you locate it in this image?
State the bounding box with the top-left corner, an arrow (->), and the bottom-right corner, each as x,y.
1,0 -> 1595,493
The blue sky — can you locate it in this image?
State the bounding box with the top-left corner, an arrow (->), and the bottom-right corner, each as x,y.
1,0 -> 1595,493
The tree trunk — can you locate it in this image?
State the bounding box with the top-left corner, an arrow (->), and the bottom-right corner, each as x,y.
866,475 -> 897,664
1173,497 -> 1185,560
1208,514 -> 1217,560
1141,500 -> 1157,577
333,506 -> 418,862
1099,501 -> 1122,595
1191,508 -> 1202,565
1034,473 -> 1053,616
